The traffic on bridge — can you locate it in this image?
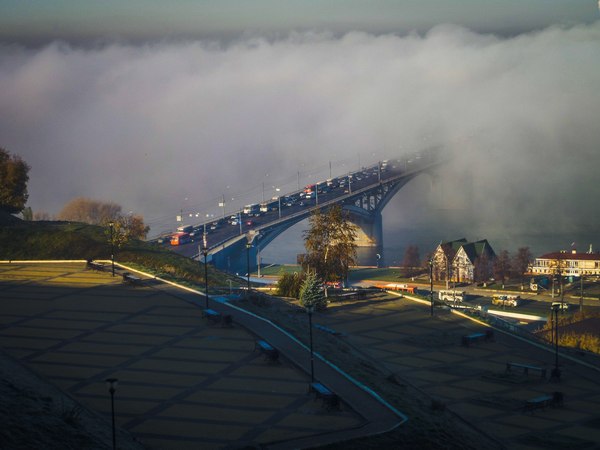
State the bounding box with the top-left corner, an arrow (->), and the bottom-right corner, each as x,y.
159,148 -> 441,265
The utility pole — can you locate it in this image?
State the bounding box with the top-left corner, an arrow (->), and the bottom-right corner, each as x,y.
580,274 -> 584,313
429,259 -> 434,317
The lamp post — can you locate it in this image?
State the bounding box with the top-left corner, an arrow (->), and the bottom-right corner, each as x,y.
580,274 -> 584,313
105,378 -> 118,450
245,231 -> 259,296
307,304 -> 315,383
429,258 -> 434,317
551,303 -> 561,380
108,221 -> 115,277
201,232 -> 209,309
246,241 -> 252,296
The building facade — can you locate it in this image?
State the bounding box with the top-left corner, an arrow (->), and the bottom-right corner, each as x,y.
452,239 -> 496,283
432,238 -> 496,283
431,238 -> 467,283
530,250 -> 600,277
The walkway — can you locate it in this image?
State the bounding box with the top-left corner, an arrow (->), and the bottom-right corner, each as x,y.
0,262 -> 404,449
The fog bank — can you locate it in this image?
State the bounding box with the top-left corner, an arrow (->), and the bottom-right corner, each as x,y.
1,23 -> 599,236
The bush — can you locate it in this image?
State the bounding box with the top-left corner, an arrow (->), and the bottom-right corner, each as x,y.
277,271 -> 306,298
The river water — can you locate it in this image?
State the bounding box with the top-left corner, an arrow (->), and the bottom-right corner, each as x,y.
260,206 -> 599,267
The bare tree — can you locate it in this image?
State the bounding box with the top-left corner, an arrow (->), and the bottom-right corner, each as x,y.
402,245 -> 420,277
58,197 -> 121,225
512,247 -> 533,286
493,250 -> 511,287
474,252 -> 492,282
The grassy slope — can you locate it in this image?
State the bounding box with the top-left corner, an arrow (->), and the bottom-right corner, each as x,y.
0,218 -> 240,288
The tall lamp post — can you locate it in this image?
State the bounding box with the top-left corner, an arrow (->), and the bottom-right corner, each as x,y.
105,378 -> 118,450
246,241 -> 252,296
551,303 -> 561,380
201,232 -> 209,309
429,258 -> 434,317
245,231 -> 259,296
307,304 -> 315,383
108,221 -> 115,277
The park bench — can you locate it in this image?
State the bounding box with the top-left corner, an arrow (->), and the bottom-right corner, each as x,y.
314,324 -> 343,336
122,272 -> 142,286
523,392 -> 563,413
506,362 -> 547,378
461,329 -> 493,347
202,308 -> 222,324
221,314 -> 233,328
86,260 -> 105,272
254,339 -> 279,362
309,382 -> 340,410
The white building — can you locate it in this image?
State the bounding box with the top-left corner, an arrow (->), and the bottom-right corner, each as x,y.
530,249 -> 600,277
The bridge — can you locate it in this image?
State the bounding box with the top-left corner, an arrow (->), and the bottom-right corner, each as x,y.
167,147 -> 444,273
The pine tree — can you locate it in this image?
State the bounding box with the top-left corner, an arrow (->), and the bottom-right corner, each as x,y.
299,271 -> 326,310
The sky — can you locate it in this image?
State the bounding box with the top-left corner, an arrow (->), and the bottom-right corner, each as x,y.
1,1 -> 600,240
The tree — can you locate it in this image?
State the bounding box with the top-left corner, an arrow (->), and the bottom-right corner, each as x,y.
33,211 -> 52,221
0,148 -> 30,214
105,219 -> 130,250
58,197 -> 121,225
122,214 -> 150,240
302,205 -> 357,291
299,271 -> 326,310
402,245 -> 420,277
512,247 -> 533,285
493,250 -> 511,287
58,197 -> 150,240
474,252 -> 492,282
21,206 -> 33,221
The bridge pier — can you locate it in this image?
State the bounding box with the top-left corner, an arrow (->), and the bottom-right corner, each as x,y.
211,237 -> 258,275
344,209 -> 383,248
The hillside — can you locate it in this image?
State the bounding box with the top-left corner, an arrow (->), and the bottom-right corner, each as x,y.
0,219 -> 240,288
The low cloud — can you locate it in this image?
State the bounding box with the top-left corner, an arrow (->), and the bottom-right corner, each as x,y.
1,23 -> 599,237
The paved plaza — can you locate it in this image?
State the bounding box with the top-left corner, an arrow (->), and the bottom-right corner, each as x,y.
2,262 -> 600,449
0,263 -> 364,449
317,298 -> 600,449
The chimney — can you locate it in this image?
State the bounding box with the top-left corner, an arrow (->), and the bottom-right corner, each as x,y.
572,249 -> 577,254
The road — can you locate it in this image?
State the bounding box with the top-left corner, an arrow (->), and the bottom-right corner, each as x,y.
159,152 -> 436,258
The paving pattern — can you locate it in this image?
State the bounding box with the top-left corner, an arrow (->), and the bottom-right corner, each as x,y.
316,299 -> 600,449
0,263 -> 364,449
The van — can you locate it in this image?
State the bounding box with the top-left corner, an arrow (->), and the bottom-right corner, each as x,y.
438,290 -> 465,303
177,225 -> 193,233
492,295 -> 520,307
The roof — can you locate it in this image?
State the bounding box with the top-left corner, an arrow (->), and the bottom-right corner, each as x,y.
458,239 -> 496,264
438,238 -> 467,258
538,251 -> 600,261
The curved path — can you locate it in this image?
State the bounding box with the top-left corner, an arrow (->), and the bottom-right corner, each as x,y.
136,270 -> 407,449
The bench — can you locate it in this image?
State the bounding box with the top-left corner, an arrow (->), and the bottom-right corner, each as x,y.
122,272 -> 142,286
461,330 -> 493,347
523,392 -> 563,413
202,308 -> 222,324
254,340 -> 279,362
314,324 -> 343,336
309,382 -> 340,410
86,260 -> 105,272
506,362 -> 547,378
